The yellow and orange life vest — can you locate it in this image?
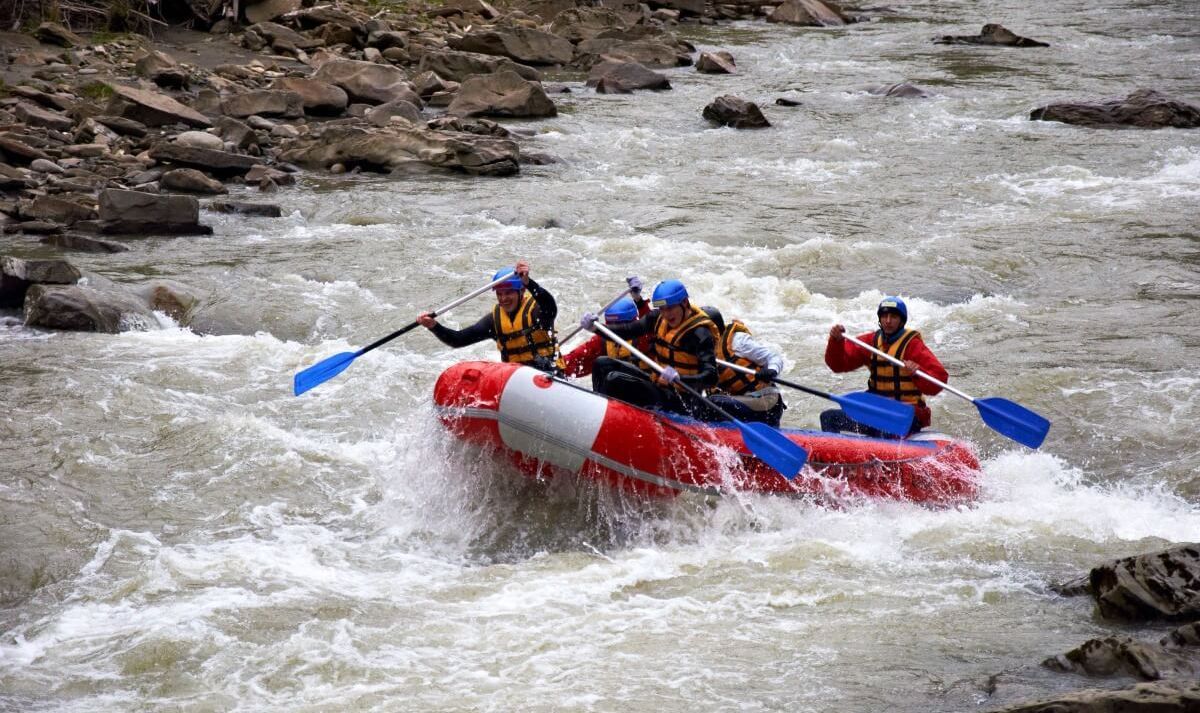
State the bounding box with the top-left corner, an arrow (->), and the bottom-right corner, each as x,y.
493,293 -> 562,368
866,328 -> 926,407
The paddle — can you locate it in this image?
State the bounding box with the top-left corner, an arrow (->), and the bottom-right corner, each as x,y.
557,281 -> 635,347
843,334 -> 1051,449
293,273 -> 513,396
716,359 -> 916,438
592,323 -> 808,479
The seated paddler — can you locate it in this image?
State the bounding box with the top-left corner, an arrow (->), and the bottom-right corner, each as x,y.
579,278 -> 719,419
822,296 -> 946,437
418,260 -> 565,374
562,277 -> 652,378
702,306 -> 787,427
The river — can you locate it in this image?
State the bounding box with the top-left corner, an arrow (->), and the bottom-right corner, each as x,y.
2,0 -> 1199,710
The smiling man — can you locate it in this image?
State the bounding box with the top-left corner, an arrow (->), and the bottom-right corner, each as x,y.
418,260 -> 564,374
822,296 -> 947,437
580,279 -> 719,418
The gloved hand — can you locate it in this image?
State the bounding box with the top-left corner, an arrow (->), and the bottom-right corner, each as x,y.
755,367 -> 778,382
626,275 -> 643,294
660,366 -> 680,384
580,312 -> 598,332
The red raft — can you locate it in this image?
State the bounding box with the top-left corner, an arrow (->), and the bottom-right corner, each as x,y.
434,361 -> 981,504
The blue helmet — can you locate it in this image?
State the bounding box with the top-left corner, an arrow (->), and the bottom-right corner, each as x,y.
492,267 -> 523,292
877,296 -> 908,325
604,297 -> 639,323
651,279 -> 688,308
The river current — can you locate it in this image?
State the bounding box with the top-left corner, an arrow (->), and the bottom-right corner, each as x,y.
2,0 -> 1199,710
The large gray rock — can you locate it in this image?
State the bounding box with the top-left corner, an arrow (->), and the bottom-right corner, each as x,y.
14,102 -> 73,131
1031,89 -> 1200,129
312,59 -> 416,106
278,124 -> 520,177
105,84 -> 212,128
587,60 -> 672,93
1043,632 -> 1199,681
23,196 -> 95,224
417,49 -> 543,83
447,71 -> 557,118
97,189 -> 211,235
271,77 -> 349,116
934,23 -> 1049,47
703,95 -> 770,128
767,0 -> 852,26
988,681 -> 1200,713
148,143 -> 263,178
1,256 -> 80,308
1089,543 -> 1200,621
548,6 -> 628,42
220,90 -> 305,119
449,27 -> 575,66
573,38 -> 692,70
24,283 -> 155,333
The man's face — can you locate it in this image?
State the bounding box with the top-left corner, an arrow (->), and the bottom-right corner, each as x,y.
661,303 -> 686,328
496,288 -> 521,313
878,311 -> 903,335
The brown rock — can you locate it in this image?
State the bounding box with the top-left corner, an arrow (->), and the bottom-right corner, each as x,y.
447,71 -> 557,118
934,23 -> 1049,47
24,283 -> 154,333
587,61 -> 672,93
366,100 -> 423,126
696,51 -> 737,74
1031,89 -> 1200,129
94,115 -> 149,137
209,200 -> 283,217
245,0 -> 302,24
148,143 -> 263,178
220,90 -> 305,119
97,188 -> 211,235
40,233 -> 131,253
767,0 -> 852,26
24,196 -> 96,224
703,95 -> 770,128
0,137 -> 52,166
417,49 -> 543,83
1,256 -> 81,308
870,82 -> 930,98
278,124 -> 520,176
1089,543 -> 1200,621
14,102 -> 74,131
105,84 -> 212,128
549,7 -> 629,43
34,22 -> 83,47
449,27 -> 575,66
271,77 -> 348,116
161,168 -> 227,195
1043,635 -> 1198,681
988,681 -> 1200,713
312,59 -> 418,106
573,39 -> 692,70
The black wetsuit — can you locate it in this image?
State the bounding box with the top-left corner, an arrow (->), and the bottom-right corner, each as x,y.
429,278 -> 560,373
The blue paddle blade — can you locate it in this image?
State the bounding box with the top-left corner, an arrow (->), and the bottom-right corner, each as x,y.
975,397 -> 1051,449
294,351 -> 358,396
737,421 -> 808,480
834,392 -> 916,438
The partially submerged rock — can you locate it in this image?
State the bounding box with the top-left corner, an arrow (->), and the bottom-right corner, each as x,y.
988,681 -> 1200,713
97,189 -> 212,236
934,23 -> 1049,47
767,0 -> 853,27
1,256 -> 81,309
1031,89 -> 1200,129
587,60 -> 672,93
278,124 -> 520,177
703,95 -> 770,128
696,51 -> 737,74
1088,542 -> 1200,621
24,283 -> 155,333
870,82 -> 930,98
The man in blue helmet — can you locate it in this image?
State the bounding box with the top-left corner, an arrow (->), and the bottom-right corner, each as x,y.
580,279 -> 720,418
822,296 -> 947,436
562,278 -> 651,378
417,260 -> 564,374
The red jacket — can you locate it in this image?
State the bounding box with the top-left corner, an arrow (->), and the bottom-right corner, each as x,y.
564,297 -> 651,377
825,330 -> 948,427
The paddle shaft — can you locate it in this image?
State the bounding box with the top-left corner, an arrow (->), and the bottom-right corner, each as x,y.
843,333 -> 975,403
357,274 -> 513,357
715,359 -> 833,401
558,287 -> 633,346
592,323 -> 739,422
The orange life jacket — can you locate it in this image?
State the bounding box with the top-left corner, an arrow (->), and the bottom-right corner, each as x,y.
715,319 -> 759,396
493,292 -> 562,369
652,304 -> 717,387
867,328 -> 926,408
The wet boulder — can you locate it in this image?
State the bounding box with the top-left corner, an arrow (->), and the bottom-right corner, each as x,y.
161,168 -> 227,195
696,51 -> 737,74
703,95 -> 770,128
449,27 -> 575,66
135,279 -> 199,324
40,234 -> 131,253
1089,542 -> 1200,621
104,84 -> 212,128
1031,89 -> 1200,129
417,49 -> 543,83
1043,632 -> 1199,681
447,71 -> 557,118
209,200 -> 284,217
587,60 -> 672,93
278,124 -> 520,177
23,196 -> 96,225
934,23 -> 1049,47
312,59 -> 416,105
0,256 -> 81,308
24,283 -> 155,333
767,0 -> 853,27
870,82 -> 930,98
97,188 -> 212,235
988,681 -> 1200,713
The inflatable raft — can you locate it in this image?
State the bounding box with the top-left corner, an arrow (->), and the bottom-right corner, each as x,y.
433,361 -> 982,504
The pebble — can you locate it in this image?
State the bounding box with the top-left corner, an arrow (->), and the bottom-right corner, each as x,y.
30,159 -> 65,174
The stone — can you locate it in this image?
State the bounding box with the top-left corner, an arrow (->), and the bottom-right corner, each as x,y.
147,143 -> 263,178
271,77 -> 349,116
211,117 -> 259,150
33,22 -> 83,47
0,256 -> 81,308
366,100 -> 423,126
243,165 -> 295,186
573,38 -> 692,70
988,681 -> 1200,713
934,23 -> 1049,47
133,49 -> 188,88
220,90 -> 305,119
312,59 -> 418,106
245,0 -> 302,24
175,131 -> 226,151
417,49 -> 543,83
447,71 -> 557,118
24,283 -> 155,333
775,96 -> 803,107
1031,89 -> 1200,129
549,7 -> 629,43
870,82 -> 930,98
767,0 -> 852,26
246,22 -> 323,50
29,158 -> 64,174
161,168 -> 227,194
410,71 -> 458,100
703,95 -> 770,128
0,164 -> 34,190
105,84 -> 212,128
587,60 -> 672,93
449,27 -> 575,66
97,188 -> 211,235
135,280 -> 198,323
24,195 -> 95,224
1043,634 -> 1198,681
278,124 -> 520,176
208,200 -> 283,217
4,221 -> 64,235
1089,542 -> 1200,621
696,51 -> 737,74
0,137 -> 52,165
653,0 -> 704,15
40,233 -> 131,253
94,115 -> 149,137
14,102 -> 74,131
